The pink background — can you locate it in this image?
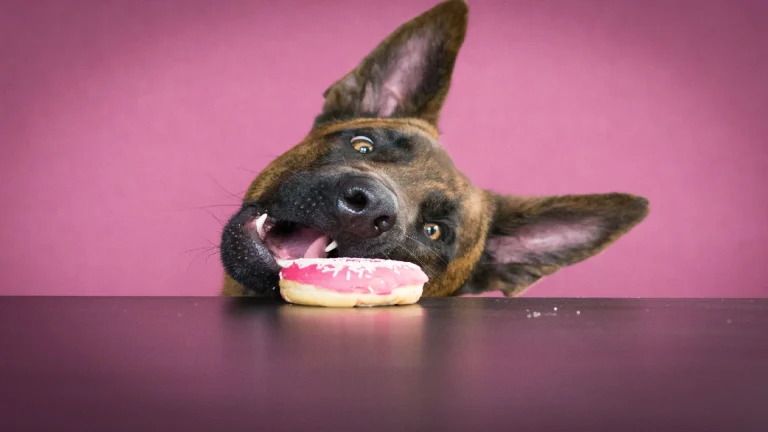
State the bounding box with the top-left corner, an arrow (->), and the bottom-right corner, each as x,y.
1,0 -> 766,297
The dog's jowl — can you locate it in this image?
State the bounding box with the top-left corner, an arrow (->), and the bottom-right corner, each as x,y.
220,0 -> 649,298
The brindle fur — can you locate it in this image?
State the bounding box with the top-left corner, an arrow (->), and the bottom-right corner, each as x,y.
220,0 -> 649,298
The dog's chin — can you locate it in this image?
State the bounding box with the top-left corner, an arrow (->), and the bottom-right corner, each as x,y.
220,205 -> 346,297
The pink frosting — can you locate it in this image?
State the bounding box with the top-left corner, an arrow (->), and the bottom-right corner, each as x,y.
279,258 -> 429,295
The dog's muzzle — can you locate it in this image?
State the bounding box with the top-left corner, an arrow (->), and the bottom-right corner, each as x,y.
220,174 -> 400,296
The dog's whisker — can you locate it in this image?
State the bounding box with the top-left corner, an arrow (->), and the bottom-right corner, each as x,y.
257,152 -> 282,159
237,166 -> 262,175
173,204 -> 242,212
202,208 -> 226,227
284,168 -> 311,184
180,245 -> 219,256
397,245 -> 434,278
208,175 -> 244,201
186,247 -> 215,272
204,249 -> 221,265
404,234 -> 447,265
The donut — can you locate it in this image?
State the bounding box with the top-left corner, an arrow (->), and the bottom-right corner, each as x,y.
278,258 -> 428,307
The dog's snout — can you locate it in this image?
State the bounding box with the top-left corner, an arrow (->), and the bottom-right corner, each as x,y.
337,176 -> 397,238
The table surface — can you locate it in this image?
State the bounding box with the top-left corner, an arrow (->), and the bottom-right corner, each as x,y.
1,297 -> 766,432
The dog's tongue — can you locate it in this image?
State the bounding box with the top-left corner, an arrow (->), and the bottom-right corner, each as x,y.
267,226 -> 329,259
303,234 -> 330,259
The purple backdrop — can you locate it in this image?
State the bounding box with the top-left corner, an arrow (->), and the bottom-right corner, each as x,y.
1,0 -> 766,297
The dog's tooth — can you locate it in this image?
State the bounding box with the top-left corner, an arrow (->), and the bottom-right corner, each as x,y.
255,213 -> 268,239
324,240 -> 338,253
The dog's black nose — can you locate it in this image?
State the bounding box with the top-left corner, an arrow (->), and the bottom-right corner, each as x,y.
337,176 -> 397,238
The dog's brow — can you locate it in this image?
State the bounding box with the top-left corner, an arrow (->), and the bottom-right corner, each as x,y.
421,192 -> 459,221
311,118 -> 439,141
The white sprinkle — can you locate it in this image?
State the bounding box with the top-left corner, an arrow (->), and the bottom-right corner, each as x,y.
576,310 -> 580,315
292,258 -> 418,270
346,271 -> 350,281
533,312 -> 541,318
553,307 -> 558,311
367,286 -> 374,293
527,314 -> 531,318
319,265 -> 342,277
727,318 -> 732,324
280,258 -> 425,281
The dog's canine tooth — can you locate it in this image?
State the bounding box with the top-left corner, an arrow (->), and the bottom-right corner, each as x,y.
324,240 -> 338,253
255,213 -> 268,239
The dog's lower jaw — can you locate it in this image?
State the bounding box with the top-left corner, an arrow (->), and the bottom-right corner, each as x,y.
220,257 -> 281,298
220,205 -> 283,298
223,246 -> 280,298
221,274 -> 248,296
221,273 -> 274,297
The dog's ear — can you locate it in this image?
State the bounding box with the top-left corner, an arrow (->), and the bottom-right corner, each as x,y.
460,193 -> 650,296
315,0 -> 469,127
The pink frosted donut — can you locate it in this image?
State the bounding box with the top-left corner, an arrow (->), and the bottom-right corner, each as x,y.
278,258 -> 428,307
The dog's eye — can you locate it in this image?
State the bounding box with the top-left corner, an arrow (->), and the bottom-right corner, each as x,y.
351,136 -> 374,154
423,223 -> 441,241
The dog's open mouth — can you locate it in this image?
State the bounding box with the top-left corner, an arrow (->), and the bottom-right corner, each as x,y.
250,213 -> 339,263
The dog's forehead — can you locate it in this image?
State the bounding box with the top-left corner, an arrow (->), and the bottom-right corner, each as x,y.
310,117 -> 465,193
310,117 -> 441,143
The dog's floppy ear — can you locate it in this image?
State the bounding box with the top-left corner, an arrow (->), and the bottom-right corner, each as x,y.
460,193 -> 650,296
315,0 -> 469,127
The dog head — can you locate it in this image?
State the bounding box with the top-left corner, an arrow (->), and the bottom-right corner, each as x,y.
220,0 -> 649,298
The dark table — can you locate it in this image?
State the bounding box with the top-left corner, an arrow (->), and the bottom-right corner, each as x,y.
1,297 -> 766,431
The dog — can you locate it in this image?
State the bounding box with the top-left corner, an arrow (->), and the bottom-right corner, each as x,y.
219,0 -> 649,298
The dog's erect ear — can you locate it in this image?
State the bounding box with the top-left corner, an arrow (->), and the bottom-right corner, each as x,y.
459,193 -> 650,297
315,0 -> 469,127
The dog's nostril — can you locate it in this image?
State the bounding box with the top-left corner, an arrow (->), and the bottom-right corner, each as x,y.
342,190 -> 368,212
374,215 -> 395,233
337,176 -> 398,238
